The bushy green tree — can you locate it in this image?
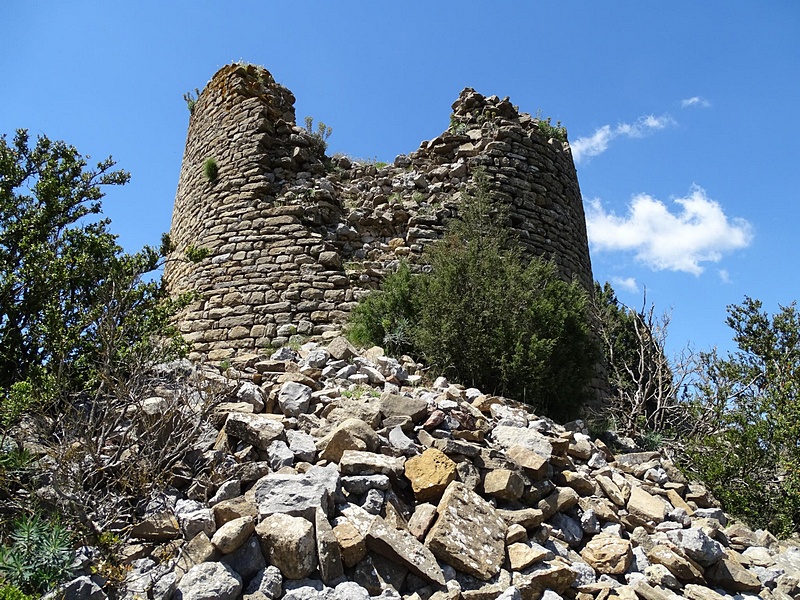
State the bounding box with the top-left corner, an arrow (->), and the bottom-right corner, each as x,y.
688,297 -> 800,536
348,169 -> 597,421
0,130 -> 189,422
0,130 -> 202,546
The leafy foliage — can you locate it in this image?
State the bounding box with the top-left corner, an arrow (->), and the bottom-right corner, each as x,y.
0,130 -> 203,545
687,297 -> 800,537
0,514 -> 73,595
0,130 -> 129,395
347,262 -> 417,356
0,585 -> 35,600
534,110 -> 567,141
448,113 -> 467,134
537,117 -> 567,141
0,130 -> 191,417
348,168 -> 596,421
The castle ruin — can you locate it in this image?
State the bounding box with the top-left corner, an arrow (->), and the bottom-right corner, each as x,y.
164,63 -> 593,361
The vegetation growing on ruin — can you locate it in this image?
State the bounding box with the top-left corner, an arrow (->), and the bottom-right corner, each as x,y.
202,157 -> 218,181
304,116 -> 332,156
348,168 -> 598,421
183,88 -> 200,114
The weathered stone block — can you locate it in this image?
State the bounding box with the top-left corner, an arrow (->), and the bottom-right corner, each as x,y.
425,481 -> 507,581
255,513 -> 316,580
404,448 -> 457,502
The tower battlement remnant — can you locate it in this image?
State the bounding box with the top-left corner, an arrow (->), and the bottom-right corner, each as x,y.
165,63 -> 593,361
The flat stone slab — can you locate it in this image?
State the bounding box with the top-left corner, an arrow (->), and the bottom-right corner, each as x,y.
253,472 -> 333,520
425,481 -> 508,581
627,485 -> 668,524
339,450 -> 405,476
378,391 -> 429,422
223,413 -> 285,451
491,425 -> 553,459
366,516 -> 445,585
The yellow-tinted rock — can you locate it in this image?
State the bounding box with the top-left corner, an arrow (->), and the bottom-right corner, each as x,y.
483,468 -> 524,501
404,448 -> 457,502
648,544 -> 704,583
333,521 -> 366,568
580,535 -> 633,575
627,486 -> 669,524
507,541 -> 550,570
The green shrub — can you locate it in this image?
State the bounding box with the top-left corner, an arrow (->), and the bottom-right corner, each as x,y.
0,383 -> 34,429
203,157 -> 218,181
0,515 -> 73,596
448,114 -> 467,134
0,585 -> 35,600
687,297 -> 800,537
415,247 -> 595,421
0,445 -> 34,498
534,110 -> 567,141
538,117 -> 567,141
347,262 -> 418,357
347,168 -> 597,421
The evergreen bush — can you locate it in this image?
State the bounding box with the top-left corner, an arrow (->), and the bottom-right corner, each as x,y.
347,262 -> 418,356
347,168 -> 597,421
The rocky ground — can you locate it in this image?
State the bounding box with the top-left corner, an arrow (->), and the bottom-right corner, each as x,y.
51,335 -> 800,600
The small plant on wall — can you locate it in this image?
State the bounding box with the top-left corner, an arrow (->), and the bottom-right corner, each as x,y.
203,158 -> 219,182
183,88 -> 200,114
304,116 -> 332,156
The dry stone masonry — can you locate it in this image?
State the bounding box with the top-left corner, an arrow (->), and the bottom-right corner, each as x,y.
164,63 -> 593,360
73,340 -> 800,600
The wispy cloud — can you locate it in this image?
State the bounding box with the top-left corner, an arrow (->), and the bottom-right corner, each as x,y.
586,186 -> 753,275
571,114 -> 675,163
718,269 -> 731,284
681,96 -> 710,108
611,276 -> 639,294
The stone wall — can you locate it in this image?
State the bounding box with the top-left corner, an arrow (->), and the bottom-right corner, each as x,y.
164,63 -> 594,361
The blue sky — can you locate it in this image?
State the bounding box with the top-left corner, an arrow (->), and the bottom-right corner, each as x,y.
4,1 -> 799,356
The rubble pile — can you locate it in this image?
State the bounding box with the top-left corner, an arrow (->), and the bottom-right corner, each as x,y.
59,338 -> 800,600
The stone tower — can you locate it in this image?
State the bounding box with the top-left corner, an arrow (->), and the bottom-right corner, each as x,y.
165,63 -> 594,361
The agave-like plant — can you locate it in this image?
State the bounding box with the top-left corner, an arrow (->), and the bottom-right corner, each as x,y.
0,515 -> 73,595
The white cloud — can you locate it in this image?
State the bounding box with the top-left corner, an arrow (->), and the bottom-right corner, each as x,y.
611,276 -> 639,294
718,269 -> 731,284
586,186 -> 753,275
572,114 -> 675,163
681,96 -> 710,108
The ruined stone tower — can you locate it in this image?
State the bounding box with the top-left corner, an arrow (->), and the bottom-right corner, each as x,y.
165,63 -> 594,361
